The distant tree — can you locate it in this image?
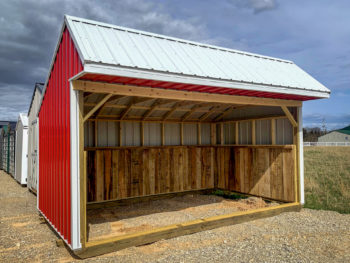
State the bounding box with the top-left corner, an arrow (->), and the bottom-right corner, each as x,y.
303,127 -> 324,142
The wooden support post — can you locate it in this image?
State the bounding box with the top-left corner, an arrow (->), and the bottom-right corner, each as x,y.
119,122 -> 122,147
235,122 -> 239,145
252,120 -> 256,145
180,123 -> 184,145
94,120 -> 98,147
161,122 -> 165,146
78,91 -> 87,247
197,123 -> 201,145
141,121 -> 144,146
271,118 -> 276,145
220,123 -> 224,145
210,123 -> 216,145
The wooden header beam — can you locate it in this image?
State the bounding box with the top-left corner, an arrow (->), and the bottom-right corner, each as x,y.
74,81 -> 302,107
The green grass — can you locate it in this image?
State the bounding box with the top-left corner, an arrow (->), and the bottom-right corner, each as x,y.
304,146 -> 350,214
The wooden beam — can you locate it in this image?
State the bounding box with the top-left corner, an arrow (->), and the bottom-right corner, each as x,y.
180,123 -> 184,145
74,80 -> 302,107
76,203 -> 301,258
94,120 -> 98,147
281,106 -> 298,128
210,123 -> 216,145
200,106 -> 220,121
235,122 -> 239,145
95,95 -> 120,117
271,118 -> 276,145
252,120 -> 256,145
214,106 -> 234,121
141,122 -> 144,146
220,123 -> 224,145
119,122 -> 122,146
142,99 -> 160,120
83,94 -> 113,122
197,123 -> 201,145
120,98 -> 135,120
161,122 -> 165,146
182,104 -> 206,121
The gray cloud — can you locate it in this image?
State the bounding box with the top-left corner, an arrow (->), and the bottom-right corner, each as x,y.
0,0 -> 206,121
228,0 -> 277,13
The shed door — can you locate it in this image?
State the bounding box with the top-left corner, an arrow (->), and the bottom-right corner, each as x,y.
31,122 -> 38,191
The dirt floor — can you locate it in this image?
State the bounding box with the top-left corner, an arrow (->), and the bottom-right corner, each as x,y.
1,170 -> 350,262
87,193 -> 278,241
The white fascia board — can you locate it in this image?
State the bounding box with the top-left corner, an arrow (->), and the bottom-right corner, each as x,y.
83,63 -> 330,99
70,82 -> 82,251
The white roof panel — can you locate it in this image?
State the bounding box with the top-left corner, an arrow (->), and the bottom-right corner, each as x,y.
65,15 -> 330,98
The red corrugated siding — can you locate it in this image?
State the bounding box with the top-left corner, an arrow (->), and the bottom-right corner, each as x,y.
80,74 -> 318,101
38,28 -> 82,245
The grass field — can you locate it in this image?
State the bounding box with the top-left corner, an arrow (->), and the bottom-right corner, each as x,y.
304,146 -> 350,214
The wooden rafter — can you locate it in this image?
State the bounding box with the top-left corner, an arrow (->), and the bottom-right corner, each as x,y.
181,103 -> 208,121
200,105 -> 222,121
142,99 -> 160,120
214,106 -> 234,121
120,98 -> 136,120
83,94 -> 113,122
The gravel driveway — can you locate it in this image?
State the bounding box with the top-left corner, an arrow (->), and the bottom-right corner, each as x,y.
0,170 -> 349,262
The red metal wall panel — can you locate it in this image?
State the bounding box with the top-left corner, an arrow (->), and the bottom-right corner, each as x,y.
38,28 -> 83,245
80,74 -> 317,101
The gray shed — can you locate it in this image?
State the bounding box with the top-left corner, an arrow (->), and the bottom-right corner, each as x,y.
27,83 -> 43,193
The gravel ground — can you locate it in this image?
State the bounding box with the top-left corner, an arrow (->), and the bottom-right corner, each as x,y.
88,193 -> 277,241
1,170 -> 349,262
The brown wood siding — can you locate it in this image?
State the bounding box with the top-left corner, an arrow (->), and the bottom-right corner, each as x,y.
86,145 -> 295,203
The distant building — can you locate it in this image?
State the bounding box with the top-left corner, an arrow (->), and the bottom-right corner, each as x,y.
318,125 -> 350,142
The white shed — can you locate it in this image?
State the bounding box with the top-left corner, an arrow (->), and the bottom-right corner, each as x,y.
15,113 -> 28,185
27,83 -> 43,193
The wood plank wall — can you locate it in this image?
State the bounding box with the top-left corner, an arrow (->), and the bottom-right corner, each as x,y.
86,145 -> 295,203
216,146 -> 295,202
86,147 -> 215,202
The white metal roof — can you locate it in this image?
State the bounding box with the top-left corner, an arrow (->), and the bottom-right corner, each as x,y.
65,15 -> 330,98
18,113 -> 28,127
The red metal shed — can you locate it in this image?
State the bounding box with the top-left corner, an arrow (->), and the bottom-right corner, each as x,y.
37,15 -> 330,256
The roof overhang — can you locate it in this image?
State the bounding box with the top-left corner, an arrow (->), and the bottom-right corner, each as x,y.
82,63 -> 330,100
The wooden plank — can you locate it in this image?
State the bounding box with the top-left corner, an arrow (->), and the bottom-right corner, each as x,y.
161,123 -> 165,146
125,149 -> 131,198
281,106 -> 298,127
74,80 -> 302,107
94,120 -> 98,147
142,149 -> 150,195
180,123 -> 184,146
149,149 -> 156,195
77,203 -> 301,258
235,122 -> 239,145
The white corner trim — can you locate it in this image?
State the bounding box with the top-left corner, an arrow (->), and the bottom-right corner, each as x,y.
70,82 -> 82,250
37,118 -> 39,210
298,106 -> 305,205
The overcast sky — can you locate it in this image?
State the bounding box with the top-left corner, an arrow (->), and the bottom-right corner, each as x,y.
0,0 -> 349,129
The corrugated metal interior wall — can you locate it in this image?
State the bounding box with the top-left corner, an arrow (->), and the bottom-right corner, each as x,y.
84,118 -> 294,148
38,27 -> 83,245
